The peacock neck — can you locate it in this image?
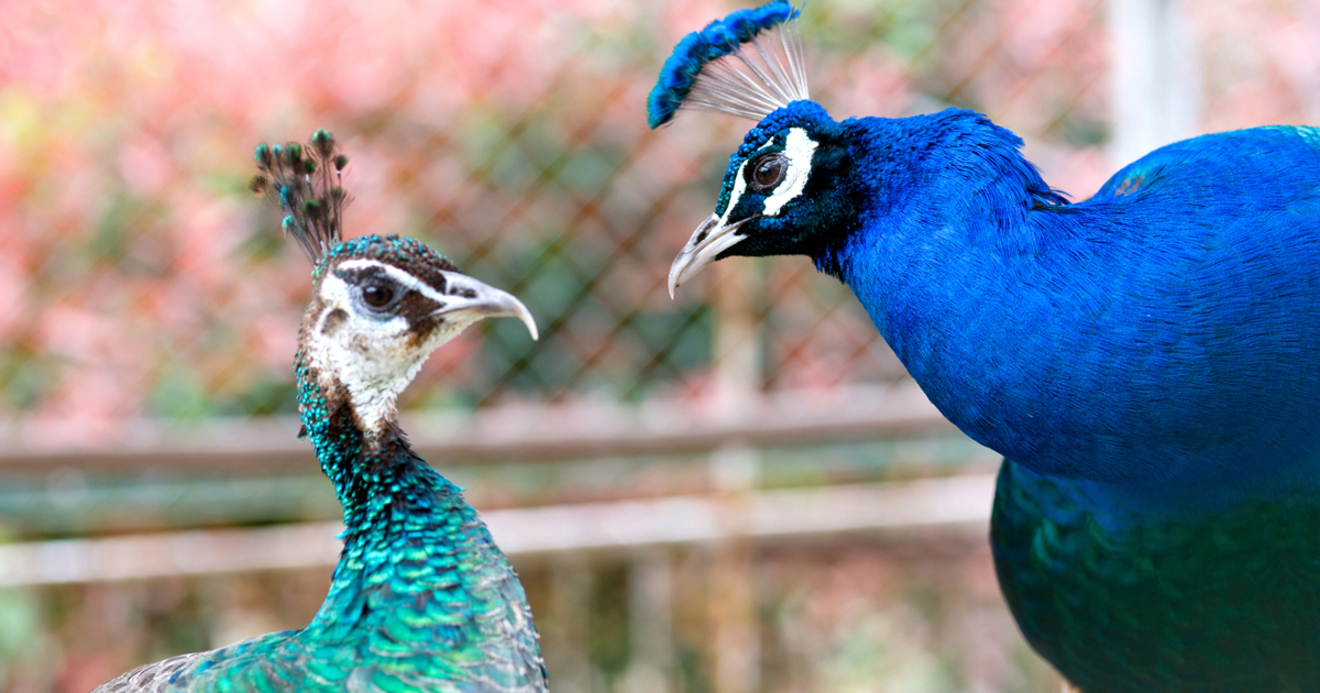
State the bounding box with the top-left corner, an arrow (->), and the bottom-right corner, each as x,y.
824,114 -> 1320,494
823,113 -> 1080,469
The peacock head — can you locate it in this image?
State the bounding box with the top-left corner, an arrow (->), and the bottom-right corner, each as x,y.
667,100 -> 861,295
253,131 -> 537,434
649,1 -> 864,296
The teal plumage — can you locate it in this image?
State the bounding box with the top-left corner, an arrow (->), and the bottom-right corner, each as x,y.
95,133 -> 546,692
98,429 -> 544,692
993,461 -> 1320,691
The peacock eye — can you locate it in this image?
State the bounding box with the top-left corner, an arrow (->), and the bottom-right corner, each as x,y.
360,284 -> 396,309
749,153 -> 788,192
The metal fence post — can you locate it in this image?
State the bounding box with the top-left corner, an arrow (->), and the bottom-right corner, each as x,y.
624,549 -> 676,693
1108,0 -> 1202,168
708,259 -> 763,693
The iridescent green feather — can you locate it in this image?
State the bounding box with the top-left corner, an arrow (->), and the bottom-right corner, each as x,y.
94,362 -> 546,692
993,459 -> 1320,692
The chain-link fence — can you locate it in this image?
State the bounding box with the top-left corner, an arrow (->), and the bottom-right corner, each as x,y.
5,0 -> 1317,429
2,0 -> 1320,691
0,0 -> 1115,434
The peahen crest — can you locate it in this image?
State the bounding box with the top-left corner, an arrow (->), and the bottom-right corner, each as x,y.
647,0 -> 808,128
250,129 -> 351,263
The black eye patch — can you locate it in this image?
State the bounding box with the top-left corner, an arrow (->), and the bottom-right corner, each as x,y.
396,291 -> 445,323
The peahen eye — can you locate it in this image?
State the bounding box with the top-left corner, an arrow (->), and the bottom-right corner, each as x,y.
748,153 -> 788,192
360,284 -> 395,308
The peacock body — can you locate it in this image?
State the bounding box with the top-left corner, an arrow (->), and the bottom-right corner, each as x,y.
94,132 -> 548,693
650,3 -> 1320,691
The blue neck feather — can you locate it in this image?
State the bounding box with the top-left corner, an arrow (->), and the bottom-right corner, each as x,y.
817,110 -> 1320,503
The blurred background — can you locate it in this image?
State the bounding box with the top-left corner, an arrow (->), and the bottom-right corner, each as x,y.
1,0 -> 1318,690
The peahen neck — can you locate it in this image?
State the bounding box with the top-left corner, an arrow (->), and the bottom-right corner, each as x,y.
822,111 -> 1320,499
295,344 -> 410,522
291,346 -> 526,642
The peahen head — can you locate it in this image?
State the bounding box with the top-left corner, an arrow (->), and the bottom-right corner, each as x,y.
298,236 -> 536,434
253,131 -> 537,436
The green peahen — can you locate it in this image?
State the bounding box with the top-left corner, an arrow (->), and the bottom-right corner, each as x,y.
650,2 -> 1320,691
93,131 -> 548,693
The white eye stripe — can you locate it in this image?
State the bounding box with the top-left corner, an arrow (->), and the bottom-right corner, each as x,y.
762,128 -> 817,217
718,159 -> 750,227
315,274 -> 353,332
337,259 -> 452,305
721,128 -> 818,224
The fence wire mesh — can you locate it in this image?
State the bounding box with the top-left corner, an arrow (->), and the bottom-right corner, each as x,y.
0,0 -> 1118,443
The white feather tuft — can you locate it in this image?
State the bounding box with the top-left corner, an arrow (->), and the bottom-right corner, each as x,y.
684,18 -> 810,121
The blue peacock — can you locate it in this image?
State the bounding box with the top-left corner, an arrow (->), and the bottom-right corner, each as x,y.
93,131 -> 548,693
649,3 -> 1320,691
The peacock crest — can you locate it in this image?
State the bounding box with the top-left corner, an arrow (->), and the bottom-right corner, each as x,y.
647,0 -> 808,128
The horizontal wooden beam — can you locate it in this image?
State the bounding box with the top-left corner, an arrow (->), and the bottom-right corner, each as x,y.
0,384 -> 958,475
0,473 -> 996,587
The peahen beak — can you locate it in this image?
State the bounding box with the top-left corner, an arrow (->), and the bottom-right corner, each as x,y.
667,214 -> 755,298
434,271 -> 539,340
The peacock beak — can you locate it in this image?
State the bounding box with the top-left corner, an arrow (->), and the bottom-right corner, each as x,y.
433,271 -> 539,340
667,214 -> 755,298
